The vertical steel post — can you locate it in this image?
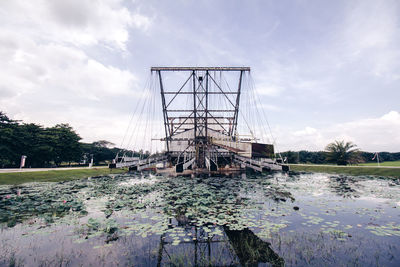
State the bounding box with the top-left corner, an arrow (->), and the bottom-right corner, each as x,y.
158,70 -> 170,152
193,70 -> 197,140
205,71 -> 209,141
232,70 -> 243,138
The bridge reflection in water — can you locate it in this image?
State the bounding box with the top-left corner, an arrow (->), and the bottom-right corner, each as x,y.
156,219 -> 284,267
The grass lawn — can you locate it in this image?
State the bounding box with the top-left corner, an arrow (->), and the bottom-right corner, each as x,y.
0,168 -> 127,185
290,164 -> 400,178
358,160 -> 400,167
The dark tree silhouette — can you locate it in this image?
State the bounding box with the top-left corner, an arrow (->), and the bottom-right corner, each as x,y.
325,140 -> 360,165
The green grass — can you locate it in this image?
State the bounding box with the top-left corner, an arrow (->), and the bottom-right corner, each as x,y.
289,164 -> 400,178
0,168 -> 127,185
358,160 -> 400,167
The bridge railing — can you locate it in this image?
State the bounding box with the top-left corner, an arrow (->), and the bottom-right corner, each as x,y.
112,155 -> 168,169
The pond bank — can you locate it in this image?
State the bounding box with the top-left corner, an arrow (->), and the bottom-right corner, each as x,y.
1,165 -> 399,186
0,168 -> 127,185
290,164 -> 400,178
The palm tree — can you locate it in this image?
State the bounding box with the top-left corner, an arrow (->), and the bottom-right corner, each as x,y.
325,140 -> 360,165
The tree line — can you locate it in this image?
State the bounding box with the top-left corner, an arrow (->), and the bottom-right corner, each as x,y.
280,147 -> 400,165
2,111 -> 399,168
0,112 -> 140,168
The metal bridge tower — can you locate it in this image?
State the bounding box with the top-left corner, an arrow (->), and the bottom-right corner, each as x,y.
111,67 -> 289,173
152,67 -> 248,171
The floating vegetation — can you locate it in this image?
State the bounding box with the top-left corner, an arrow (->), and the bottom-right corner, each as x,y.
0,172 -> 399,266
0,182 -> 87,226
366,223 -> 400,237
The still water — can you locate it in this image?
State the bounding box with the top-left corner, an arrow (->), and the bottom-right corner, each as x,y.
1,172 -> 399,266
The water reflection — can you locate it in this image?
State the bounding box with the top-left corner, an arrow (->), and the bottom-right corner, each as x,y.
224,227 -> 284,267
328,175 -> 361,198
155,215 -> 285,266
155,224 -> 284,266
1,172 -> 400,266
156,174 -> 289,266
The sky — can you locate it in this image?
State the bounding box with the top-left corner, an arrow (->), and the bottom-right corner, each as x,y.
0,0 -> 399,152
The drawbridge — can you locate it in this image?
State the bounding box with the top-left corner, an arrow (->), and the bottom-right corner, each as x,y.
110,67 -> 289,174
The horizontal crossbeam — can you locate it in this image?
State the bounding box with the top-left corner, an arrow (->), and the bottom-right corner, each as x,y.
171,123 -> 232,125
163,92 -> 238,94
167,110 -> 235,112
151,67 -> 250,71
168,117 -> 234,120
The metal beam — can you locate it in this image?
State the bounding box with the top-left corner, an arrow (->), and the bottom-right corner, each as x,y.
163,92 -> 238,94
168,116 -> 234,120
234,155 -> 284,171
152,66 -> 252,172
158,71 -> 170,152
206,111 -> 230,134
151,67 -> 250,71
233,158 -> 262,172
165,73 -> 193,108
170,111 -> 194,135
205,71 -> 209,141
171,122 -> 232,125
231,70 -> 243,137
137,159 -> 168,171
167,110 -> 235,112
207,74 -> 236,108
193,71 -> 197,144
183,157 -> 196,170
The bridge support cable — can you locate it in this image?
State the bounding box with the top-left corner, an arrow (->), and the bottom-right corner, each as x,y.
124,79 -> 152,155
112,67 -> 289,174
246,74 -> 284,161
112,71 -> 165,167
115,76 -> 151,159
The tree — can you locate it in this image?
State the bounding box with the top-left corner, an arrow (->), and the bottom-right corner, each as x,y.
81,140 -> 119,165
325,140 -> 360,165
279,151 -> 299,163
17,123 -> 54,167
0,111 -> 165,167
47,124 -> 82,166
92,140 -> 115,148
0,112 -> 19,167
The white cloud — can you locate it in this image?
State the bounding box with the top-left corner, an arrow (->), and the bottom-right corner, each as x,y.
0,39 -> 137,102
0,0 -> 152,149
0,0 -> 151,50
343,0 -> 397,52
256,103 -> 281,111
339,0 -> 400,80
381,110 -> 400,121
252,60 -> 290,97
255,85 -> 283,97
293,127 -> 317,136
275,111 -> 400,152
0,39 -> 140,146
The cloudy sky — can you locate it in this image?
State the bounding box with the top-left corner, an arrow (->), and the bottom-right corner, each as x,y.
1,0 -> 399,152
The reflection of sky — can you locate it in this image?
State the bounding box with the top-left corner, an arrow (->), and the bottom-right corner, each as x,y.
1,0 -> 400,152
1,173 -> 400,265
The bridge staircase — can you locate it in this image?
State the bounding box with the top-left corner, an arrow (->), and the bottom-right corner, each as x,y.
110,155 -> 168,171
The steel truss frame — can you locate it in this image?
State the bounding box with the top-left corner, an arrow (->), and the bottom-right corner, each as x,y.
153,67 -> 250,169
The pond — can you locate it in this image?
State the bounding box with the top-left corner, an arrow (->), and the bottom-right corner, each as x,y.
1,172 -> 399,266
